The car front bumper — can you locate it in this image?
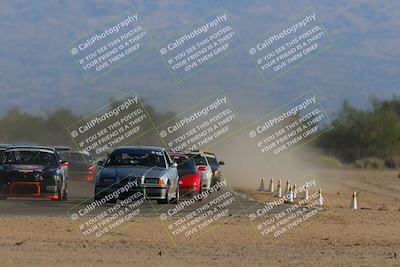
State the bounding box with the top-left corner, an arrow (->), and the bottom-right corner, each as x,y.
95,185 -> 168,200
179,185 -> 201,194
0,182 -> 60,200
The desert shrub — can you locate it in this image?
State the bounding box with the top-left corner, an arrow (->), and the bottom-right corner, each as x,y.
384,157 -> 400,169
318,96 -> 400,162
353,157 -> 385,169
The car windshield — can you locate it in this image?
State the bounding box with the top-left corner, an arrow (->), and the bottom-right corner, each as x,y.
105,150 -> 166,168
2,150 -> 58,166
191,155 -> 208,166
173,157 -> 197,176
206,156 -> 218,167
206,156 -> 219,171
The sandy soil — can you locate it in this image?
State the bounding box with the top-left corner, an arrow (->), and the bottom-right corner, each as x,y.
0,168 -> 399,267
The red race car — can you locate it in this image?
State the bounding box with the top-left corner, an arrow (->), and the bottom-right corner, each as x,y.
170,152 -> 201,198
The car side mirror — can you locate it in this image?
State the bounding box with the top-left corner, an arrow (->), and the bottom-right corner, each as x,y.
97,160 -> 104,166
218,161 -> 225,166
171,162 -> 178,168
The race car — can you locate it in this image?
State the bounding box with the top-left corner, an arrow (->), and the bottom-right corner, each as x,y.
170,152 -> 202,198
203,152 -> 225,189
187,151 -> 213,191
56,148 -> 96,182
54,146 -> 70,180
95,146 -> 179,204
0,146 -> 69,200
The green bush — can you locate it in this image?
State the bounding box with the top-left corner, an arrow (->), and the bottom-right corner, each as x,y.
384,157 -> 400,169
353,157 -> 385,169
319,96 -> 400,162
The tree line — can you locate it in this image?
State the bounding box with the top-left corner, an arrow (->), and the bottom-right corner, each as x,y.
318,95 -> 400,166
0,99 -> 174,148
1,95 -> 399,168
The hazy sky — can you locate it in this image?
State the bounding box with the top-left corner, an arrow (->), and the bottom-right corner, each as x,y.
0,0 -> 399,122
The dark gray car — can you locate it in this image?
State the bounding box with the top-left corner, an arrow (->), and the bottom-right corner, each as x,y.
94,146 -> 179,204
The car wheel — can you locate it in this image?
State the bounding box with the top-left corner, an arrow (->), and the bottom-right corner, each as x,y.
193,187 -> 202,202
217,183 -> 221,191
106,198 -> 117,204
95,194 -> 117,203
193,192 -> 202,202
62,189 -> 68,201
196,183 -> 203,201
171,185 -> 179,204
94,194 -> 103,201
157,186 -> 170,204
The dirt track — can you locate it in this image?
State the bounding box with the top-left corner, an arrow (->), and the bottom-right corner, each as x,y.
0,168 -> 399,267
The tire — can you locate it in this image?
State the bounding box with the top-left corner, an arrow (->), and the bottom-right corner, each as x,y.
106,198 -> 117,204
217,185 -> 221,191
94,194 -> 103,201
61,180 -> 68,201
192,192 -> 202,202
61,189 -> 68,201
94,187 -> 117,203
95,194 -> 116,204
52,179 -> 68,201
171,185 -> 179,204
95,195 -> 116,203
196,182 -> 203,201
157,186 -> 170,204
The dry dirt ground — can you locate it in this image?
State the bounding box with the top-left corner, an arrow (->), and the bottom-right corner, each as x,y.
0,168 -> 399,267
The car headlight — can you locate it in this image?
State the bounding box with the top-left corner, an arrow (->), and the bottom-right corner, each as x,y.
145,178 -> 167,186
145,178 -> 161,184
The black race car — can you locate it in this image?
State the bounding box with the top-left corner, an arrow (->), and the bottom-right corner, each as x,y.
0,146 -> 68,200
